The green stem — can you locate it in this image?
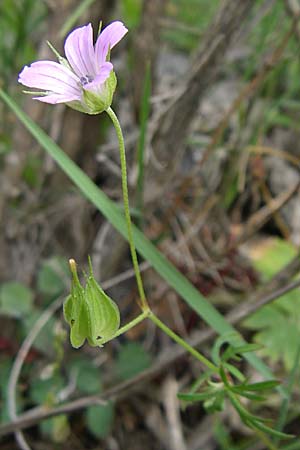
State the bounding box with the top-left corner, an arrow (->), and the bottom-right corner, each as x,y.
106,107 -> 148,311
103,310 -> 150,343
106,108 -> 217,374
149,313 -> 219,373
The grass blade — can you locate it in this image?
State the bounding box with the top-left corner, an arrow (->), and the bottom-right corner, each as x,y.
136,62 -> 151,226
59,0 -> 96,38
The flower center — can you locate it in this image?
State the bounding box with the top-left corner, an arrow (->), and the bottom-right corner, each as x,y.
80,75 -> 94,86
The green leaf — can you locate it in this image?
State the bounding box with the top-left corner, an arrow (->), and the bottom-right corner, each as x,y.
244,238 -> 300,371
233,391 -> 266,402
70,357 -> 102,395
228,391 -> 272,424
225,344 -> 263,358
0,282 -> 33,318
237,380 -> 280,392
211,332 -> 241,364
189,370 -> 214,393
30,375 -> 64,405
178,390 -> 217,402
37,257 -> 67,297
249,419 -> 294,440
0,88 -> 280,383
244,299 -> 300,370
274,343 -> 300,445
85,265 -> 120,346
40,415 -> 70,443
116,342 -> 152,380
249,238 -> 297,281
23,308 -> 57,354
85,402 -> 114,439
204,391 -> 225,413
223,362 -> 245,383
63,262 -> 89,349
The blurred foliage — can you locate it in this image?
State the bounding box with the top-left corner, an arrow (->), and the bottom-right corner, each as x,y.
121,0 -> 142,29
0,281 -> 33,318
85,402 -> 115,439
244,239 -> 300,370
1,0 -> 300,446
116,341 -> 152,380
0,0 -> 46,85
164,0 -> 218,51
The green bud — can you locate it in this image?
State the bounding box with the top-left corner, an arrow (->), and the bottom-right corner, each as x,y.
63,258 -> 120,348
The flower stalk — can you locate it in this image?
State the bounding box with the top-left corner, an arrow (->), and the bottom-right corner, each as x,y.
106,106 -> 149,312
106,107 -> 219,374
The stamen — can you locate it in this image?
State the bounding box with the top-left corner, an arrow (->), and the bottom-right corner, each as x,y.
80,74 -> 94,86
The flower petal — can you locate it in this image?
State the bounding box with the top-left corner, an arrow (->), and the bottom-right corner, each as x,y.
64,23 -> 96,78
95,21 -> 128,66
33,93 -> 81,104
18,61 -> 80,97
83,62 -> 113,93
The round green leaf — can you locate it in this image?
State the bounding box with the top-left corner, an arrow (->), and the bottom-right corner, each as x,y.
116,342 -> 152,380
0,282 -> 33,317
85,403 -> 114,439
37,258 -> 67,297
71,357 -> 102,394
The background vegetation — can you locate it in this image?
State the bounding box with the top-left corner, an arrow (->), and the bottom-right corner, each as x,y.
1,0 -> 300,449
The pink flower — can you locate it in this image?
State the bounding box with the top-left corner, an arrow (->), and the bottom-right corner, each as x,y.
18,21 -> 128,114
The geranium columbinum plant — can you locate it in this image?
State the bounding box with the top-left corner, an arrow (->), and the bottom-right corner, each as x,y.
18,21 -> 127,114
15,20 -> 292,443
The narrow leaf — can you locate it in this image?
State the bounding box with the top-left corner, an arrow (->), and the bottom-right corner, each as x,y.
178,390 -> 217,402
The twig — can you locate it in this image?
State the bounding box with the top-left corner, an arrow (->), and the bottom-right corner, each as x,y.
173,18 -> 298,203
145,0 -> 254,202
7,296 -> 63,450
201,20 -> 297,163
2,270 -> 300,436
284,0 -> 300,39
247,145 -> 300,168
260,179 -> 291,241
163,376 -> 187,450
232,181 -> 300,247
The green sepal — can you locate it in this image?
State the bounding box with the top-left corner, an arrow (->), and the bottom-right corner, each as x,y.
85,262 -> 120,346
47,40 -> 72,70
82,71 -> 117,115
63,261 -> 89,348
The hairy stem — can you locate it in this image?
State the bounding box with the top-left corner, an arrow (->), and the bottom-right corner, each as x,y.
106,107 -> 149,311
149,313 -> 219,372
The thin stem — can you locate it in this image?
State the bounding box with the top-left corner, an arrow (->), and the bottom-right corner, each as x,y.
149,313 -> 218,373
106,107 -> 148,311
104,310 -> 150,343
106,108 -> 217,374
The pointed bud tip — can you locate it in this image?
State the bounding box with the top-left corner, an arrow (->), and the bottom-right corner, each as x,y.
69,258 -> 76,269
69,259 -> 78,278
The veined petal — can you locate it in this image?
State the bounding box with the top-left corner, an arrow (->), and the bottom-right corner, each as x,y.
65,23 -> 96,78
95,21 -> 128,66
33,93 -> 81,104
18,61 -> 81,97
83,62 -> 113,93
